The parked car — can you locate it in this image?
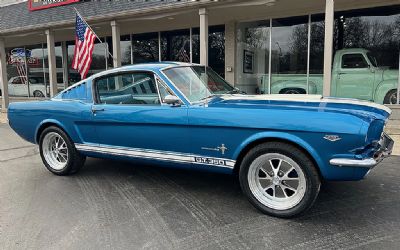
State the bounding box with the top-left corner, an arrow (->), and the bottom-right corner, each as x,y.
259,48 -> 399,104
5,76 -> 48,97
8,62 -> 394,218
0,76 -> 66,98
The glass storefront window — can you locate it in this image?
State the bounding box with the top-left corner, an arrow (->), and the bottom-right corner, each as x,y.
6,45 -> 49,98
333,5 -> 400,104
209,25 -> 225,78
6,47 -> 30,97
132,32 -> 159,64
161,29 -> 190,62
309,14 -> 325,95
236,20 -> 270,94
121,35 -> 132,65
271,16 -> 309,94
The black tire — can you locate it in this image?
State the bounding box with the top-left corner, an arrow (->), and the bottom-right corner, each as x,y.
383,89 -> 397,105
239,142 -> 321,218
280,88 -> 305,94
33,90 -> 45,98
39,126 -> 86,176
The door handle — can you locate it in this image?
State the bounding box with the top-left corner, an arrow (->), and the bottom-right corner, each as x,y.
91,107 -> 105,114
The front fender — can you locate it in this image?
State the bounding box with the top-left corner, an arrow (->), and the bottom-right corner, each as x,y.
374,80 -> 398,104
233,131 -> 325,175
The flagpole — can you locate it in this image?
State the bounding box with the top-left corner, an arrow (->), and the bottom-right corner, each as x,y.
73,7 -> 115,61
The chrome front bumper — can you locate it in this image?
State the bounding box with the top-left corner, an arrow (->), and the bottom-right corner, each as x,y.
330,133 -> 394,168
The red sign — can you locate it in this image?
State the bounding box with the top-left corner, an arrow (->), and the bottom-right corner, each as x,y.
28,0 -> 80,11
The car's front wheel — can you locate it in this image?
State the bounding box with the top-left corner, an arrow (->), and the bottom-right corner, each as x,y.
239,142 -> 321,218
39,126 -> 86,175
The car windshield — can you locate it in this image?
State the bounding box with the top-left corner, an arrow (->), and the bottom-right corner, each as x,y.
163,66 -> 235,103
367,52 -> 378,67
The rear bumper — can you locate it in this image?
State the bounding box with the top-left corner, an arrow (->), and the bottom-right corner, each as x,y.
330,133 -> 394,169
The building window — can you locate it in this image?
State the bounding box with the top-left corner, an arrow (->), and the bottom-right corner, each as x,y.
161,29 -> 190,62
120,35 -> 132,66
209,25 -> 225,78
236,20 -> 270,94
5,44 -> 55,98
333,5 -> 399,103
132,32 -> 159,64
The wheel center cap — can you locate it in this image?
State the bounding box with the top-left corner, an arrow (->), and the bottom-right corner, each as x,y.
272,176 -> 280,185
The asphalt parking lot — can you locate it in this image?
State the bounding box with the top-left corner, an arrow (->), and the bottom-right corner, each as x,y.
1,123 -> 400,250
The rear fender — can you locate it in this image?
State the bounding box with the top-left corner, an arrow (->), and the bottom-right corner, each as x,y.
35,119 -> 70,144
374,80 -> 398,104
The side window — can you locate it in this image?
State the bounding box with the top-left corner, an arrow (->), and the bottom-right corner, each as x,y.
95,72 -> 160,105
12,77 -> 22,84
157,78 -> 176,103
342,54 -> 368,69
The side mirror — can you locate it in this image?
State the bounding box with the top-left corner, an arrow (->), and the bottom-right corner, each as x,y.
164,95 -> 181,106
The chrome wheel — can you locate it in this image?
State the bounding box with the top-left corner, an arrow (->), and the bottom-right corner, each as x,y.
42,132 -> 69,170
247,153 -> 307,210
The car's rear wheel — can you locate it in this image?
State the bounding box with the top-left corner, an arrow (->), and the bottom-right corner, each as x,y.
39,126 -> 85,175
239,142 -> 320,218
33,90 -> 45,98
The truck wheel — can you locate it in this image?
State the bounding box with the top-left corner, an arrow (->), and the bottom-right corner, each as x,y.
239,142 -> 321,218
39,126 -> 86,176
384,89 -> 397,104
33,90 -> 45,97
280,88 -> 305,94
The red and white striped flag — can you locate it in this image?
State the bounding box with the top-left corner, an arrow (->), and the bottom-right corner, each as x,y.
72,14 -> 96,79
16,63 -> 27,84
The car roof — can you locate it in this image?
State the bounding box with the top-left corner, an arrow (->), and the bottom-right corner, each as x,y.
89,61 -> 202,79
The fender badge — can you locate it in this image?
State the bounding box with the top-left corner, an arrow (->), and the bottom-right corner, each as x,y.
201,144 -> 228,155
324,135 -> 342,142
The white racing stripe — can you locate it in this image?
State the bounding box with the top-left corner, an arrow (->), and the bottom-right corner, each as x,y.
221,94 -> 392,114
75,144 -> 236,169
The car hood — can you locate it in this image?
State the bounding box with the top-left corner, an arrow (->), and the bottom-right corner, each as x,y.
382,69 -> 398,80
206,94 -> 391,122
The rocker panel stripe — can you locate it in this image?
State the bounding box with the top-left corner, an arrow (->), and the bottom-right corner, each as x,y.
75,143 -> 236,169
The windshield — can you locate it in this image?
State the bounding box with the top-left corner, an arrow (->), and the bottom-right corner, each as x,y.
163,66 -> 235,103
367,52 -> 378,67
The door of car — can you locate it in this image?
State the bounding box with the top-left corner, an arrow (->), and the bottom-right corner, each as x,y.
90,70 -> 190,159
335,53 -> 375,101
8,77 -> 28,97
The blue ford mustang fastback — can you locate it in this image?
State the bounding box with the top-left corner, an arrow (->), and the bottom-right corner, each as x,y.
8,62 -> 394,217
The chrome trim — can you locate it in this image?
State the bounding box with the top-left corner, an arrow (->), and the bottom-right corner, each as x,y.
329,158 -> 377,168
160,64 -> 235,106
159,66 -> 192,105
75,143 -> 235,169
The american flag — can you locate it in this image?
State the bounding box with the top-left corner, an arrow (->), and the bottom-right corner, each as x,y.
72,14 -> 96,79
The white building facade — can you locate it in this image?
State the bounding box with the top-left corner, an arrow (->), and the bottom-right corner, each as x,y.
0,0 -> 399,110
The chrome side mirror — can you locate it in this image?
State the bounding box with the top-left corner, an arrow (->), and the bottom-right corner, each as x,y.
368,65 -> 375,73
164,95 -> 181,106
